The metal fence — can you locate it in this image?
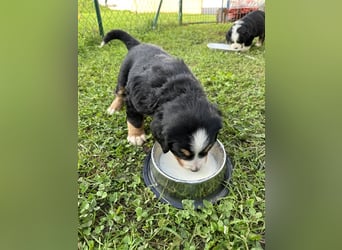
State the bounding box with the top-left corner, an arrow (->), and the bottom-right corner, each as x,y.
78,0 -> 265,38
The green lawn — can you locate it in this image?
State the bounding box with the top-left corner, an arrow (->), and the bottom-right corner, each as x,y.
78,12 -> 265,249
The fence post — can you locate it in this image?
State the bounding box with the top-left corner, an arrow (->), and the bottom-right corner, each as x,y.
152,0 -> 163,29
93,0 -> 104,37
178,0 -> 183,25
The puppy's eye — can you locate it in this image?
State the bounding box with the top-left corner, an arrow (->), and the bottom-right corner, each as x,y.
198,151 -> 208,158
198,144 -> 213,158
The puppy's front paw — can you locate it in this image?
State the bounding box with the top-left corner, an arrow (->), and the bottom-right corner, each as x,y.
127,134 -> 146,146
126,121 -> 145,146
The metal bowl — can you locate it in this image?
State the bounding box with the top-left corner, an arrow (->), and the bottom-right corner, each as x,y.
143,140 -> 233,209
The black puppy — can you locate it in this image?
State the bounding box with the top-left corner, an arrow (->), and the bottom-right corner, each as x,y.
101,30 -> 222,172
226,10 -> 265,51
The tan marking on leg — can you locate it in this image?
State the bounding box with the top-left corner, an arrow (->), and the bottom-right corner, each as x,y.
117,87 -> 125,96
127,121 -> 146,146
107,87 -> 125,115
107,96 -> 123,114
256,37 -> 263,47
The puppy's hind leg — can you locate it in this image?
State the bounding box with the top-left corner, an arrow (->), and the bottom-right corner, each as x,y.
107,63 -> 130,115
107,86 -> 125,115
255,38 -> 262,47
256,34 -> 265,47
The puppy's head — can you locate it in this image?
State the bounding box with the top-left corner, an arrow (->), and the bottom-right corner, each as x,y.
168,128 -> 218,172
226,21 -> 251,51
151,99 -> 222,172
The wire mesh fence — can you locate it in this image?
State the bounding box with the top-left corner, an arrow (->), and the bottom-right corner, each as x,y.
78,0 -> 265,38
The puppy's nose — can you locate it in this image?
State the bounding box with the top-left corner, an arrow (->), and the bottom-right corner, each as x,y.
191,167 -> 200,172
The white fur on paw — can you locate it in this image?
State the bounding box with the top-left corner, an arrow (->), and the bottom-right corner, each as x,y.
107,107 -> 119,115
127,134 -> 146,146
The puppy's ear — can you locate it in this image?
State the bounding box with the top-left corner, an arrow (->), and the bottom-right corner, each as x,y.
239,26 -> 246,33
209,103 -> 223,131
159,140 -> 170,153
151,112 -> 169,153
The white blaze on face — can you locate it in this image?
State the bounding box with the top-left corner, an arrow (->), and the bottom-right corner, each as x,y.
230,21 -> 244,50
191,128 -> 208,153
182,128 -> 209,172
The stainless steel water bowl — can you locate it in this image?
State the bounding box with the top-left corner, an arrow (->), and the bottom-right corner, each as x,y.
143,140 -> 233,208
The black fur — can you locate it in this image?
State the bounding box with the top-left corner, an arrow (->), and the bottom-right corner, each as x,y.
226,10 -> 265,49
102,30 -> 222,157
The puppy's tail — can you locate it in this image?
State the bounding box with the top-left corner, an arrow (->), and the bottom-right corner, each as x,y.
100,29 -> 140,50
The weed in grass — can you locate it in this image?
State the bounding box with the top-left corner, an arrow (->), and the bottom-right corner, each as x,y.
79,13 -> 265,250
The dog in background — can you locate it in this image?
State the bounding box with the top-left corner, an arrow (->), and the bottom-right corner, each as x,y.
226,10 -> 265,51
100,30 -> 222,172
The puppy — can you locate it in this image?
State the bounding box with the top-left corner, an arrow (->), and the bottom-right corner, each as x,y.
226,10 -> 265,51
101,30 -> 222,172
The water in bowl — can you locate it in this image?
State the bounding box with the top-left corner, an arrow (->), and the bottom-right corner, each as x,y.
158,151 -> 218,181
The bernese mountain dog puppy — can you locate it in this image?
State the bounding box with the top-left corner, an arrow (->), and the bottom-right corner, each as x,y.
100,30 -> 222,172
226,10 -> 265,51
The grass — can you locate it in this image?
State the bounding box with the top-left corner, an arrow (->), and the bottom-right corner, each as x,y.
78,12 -> 265,249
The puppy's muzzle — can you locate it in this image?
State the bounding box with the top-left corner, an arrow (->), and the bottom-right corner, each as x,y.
231,43 -> 243,50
